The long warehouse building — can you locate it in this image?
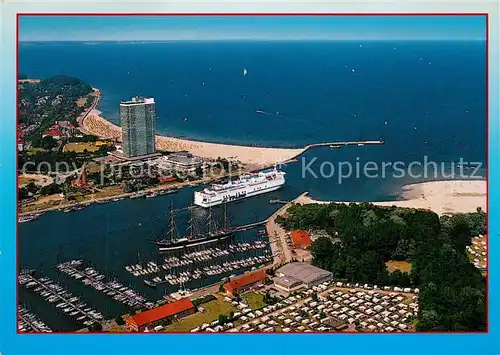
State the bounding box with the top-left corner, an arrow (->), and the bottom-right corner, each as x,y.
274,262 -> 332,292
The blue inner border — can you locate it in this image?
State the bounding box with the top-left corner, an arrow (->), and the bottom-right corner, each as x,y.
1,10 -> 499,355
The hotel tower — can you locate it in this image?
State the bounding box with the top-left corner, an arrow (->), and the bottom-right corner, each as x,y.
120,97 -> 156,157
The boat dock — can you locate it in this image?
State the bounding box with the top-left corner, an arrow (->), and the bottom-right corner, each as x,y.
57,260 -> 152,310
18,306 -> 52,332
144,254 -> 273,287
127,240 -> 269,277
19,272 -> 103,327
230,220 -> 267,232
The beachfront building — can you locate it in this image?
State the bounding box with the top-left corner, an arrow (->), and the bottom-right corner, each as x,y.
120,97 -> 156,158
161,152 -> 204,174
275,262 -> 332,288
223,269 -> 267,297
125,298 -> 195,332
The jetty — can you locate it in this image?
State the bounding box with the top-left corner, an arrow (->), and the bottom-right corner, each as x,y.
144,254 -> 273,287
57,260 -> 151,309
18,306 -> 52,332
19,272 -> 103,326
304,140 -> 384,150
269,199 -> 289,205
230,220 -> 267,232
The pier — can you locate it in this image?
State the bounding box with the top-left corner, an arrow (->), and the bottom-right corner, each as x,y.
144,254 -> 273,287
230,220 -> 267,232
19,272 -> 103,326
304,140 -> 384,150
57,260 -> 151,309
269,199 -> 289,205
18,306 -> 52,332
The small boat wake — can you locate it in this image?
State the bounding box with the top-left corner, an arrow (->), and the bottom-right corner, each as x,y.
255,109 -> 284,118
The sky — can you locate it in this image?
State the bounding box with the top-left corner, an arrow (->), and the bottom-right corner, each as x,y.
19,15 -> 487,42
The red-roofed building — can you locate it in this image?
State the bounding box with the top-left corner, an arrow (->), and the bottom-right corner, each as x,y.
72,165 -> 88,188
42,129 -> 62,140
158,176 -> 177,183
291,230 -> 312,249
223,269 -> 267,297
125,298 -> 195,331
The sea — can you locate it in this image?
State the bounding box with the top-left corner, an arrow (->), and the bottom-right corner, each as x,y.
18,40 -> 486,331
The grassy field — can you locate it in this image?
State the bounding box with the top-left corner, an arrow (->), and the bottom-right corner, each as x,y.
242,292 -> 266,310
73,194 -> 91,203
63,142 -> 99,153
164,297 -> 237,332
21,200 -> 60,213
386,260 -> 412,273
86,163 -> 103,174
26,147 -> 49,155
93,185 -> 124,198
18,176 -> 35,185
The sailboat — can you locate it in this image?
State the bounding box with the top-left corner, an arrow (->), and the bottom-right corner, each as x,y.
152,203 -> 234,251
243,68 -> 248,76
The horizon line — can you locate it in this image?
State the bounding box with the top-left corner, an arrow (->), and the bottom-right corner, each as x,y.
19,38 -> 486,43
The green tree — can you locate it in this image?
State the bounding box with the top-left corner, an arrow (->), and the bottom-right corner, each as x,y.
218,314 -> 228,325
115,316 -> 125,325
25,182 -> 39,194
195,166 -> 204,178
389,270 -> 412,287
89,322 -> 103,332
278,202 -> 486,331
39,183 -> 62,196
40,136 -> 58,150
18,187 -> 29,200
124,182 -> 136,193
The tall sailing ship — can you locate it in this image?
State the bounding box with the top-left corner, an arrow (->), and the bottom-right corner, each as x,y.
194,168 -> 286,208
152,202 -> 234,251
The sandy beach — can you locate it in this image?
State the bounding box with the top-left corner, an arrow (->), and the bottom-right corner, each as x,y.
82,113 -> 306,168
296,180 -> 487,215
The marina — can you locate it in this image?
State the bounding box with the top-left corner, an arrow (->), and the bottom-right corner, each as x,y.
19,271 -> 103,327
127,240 -> 268,275
18,306 -> 52,333
56,260 -> 153,310
144,254 -> 273,287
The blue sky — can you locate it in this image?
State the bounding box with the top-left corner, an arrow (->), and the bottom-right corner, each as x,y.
19,15 -> 486,42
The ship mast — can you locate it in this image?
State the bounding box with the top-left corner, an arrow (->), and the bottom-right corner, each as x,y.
187,204 -> 194,239
223,203 -> 229,230
207,207 -> 213,235
169,201 -> 176,241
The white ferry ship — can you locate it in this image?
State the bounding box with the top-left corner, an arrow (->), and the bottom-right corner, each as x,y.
194,168 -> 286,208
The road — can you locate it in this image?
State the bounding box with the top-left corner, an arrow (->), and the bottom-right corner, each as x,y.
265,193 -> 308,267
77,88 -> 101,135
